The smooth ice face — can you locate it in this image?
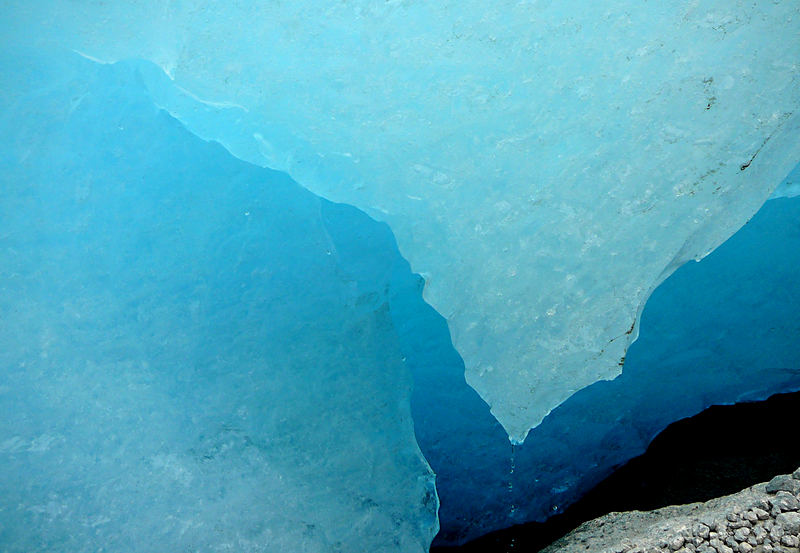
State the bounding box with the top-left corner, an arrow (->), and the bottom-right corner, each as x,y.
772,161 -> 800,199
7,1 -> 800,440
0,50 -> 437,553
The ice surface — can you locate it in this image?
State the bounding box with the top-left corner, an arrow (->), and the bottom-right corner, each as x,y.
772,161 -> 800,199
0,49 -> 437,552
407,194 -> 800,544
297,156 -> 800,543
7,1 -> 799,440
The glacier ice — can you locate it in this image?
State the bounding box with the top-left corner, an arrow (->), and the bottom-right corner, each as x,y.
0,49 -> 437,552
410,193 -> 800,544
289,150 -> 800,544
3,3 -> 800,550
772,160 -> 800,199
6,0 -> 799,440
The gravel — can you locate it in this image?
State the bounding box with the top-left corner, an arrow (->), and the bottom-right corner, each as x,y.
541,467 -> 800,553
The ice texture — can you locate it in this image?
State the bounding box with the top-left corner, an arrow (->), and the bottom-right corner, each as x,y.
408,193 -> 800,544
7,1 -> 799,440
0,49 -> 437,552
772,161 -> 800,199
294,153 -> 800,543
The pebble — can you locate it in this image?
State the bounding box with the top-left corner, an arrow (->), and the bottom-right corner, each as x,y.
754,500 -> 772,512
754,509 -> 770,521
769,525 -> 785,541
772,492 -> 800,512
766,476 -> 800,496
776,512 -> 800,535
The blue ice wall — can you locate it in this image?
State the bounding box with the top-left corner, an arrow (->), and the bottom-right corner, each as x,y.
0,49 -> 438,552
2,43 -> 798,553
9,1 -> 799,442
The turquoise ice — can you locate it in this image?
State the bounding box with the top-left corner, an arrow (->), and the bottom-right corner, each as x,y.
7,0 -> 798,440
0,49 -> 437,553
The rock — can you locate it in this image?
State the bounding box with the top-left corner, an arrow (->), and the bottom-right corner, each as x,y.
736,528 -> 753,542
792,468 -> 800,480
746,512 -> 760,524
776,512 -> 800,535
696,525 -> 712,539
755,509 -> 771,521
673,536 -> 687,550
739,543 -> 753,553
767,476 -> 800,495
774,493 -> 800,513
781,536 -> 800,548
754,500 -> 773,512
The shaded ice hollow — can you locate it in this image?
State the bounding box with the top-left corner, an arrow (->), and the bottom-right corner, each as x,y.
6,1 -> 800,441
